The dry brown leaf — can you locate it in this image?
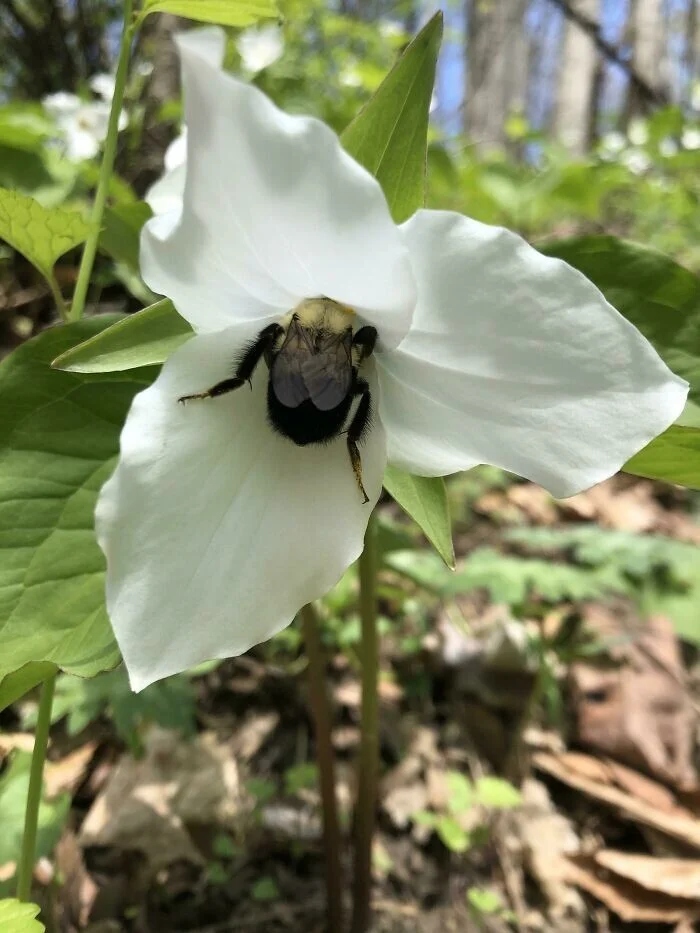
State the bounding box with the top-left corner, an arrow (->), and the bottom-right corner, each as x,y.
560,479 -> 660,531
516,779 -> 584,921
80,728 -> 241,871
229,711 -> 279,761
506,483 -> 558,525
333,680 -> 361,708
44,742 -> 97,799
563,854 -> 700,923
571,614 -> 695,791
54,831 -> 99,928
595,850 -> 700,900
534,751 -> 700,849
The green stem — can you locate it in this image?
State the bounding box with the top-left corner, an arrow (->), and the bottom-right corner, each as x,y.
16,673 -> 56,902
351,512 -> 379,933
48,274 -> 68,322
300,603 -> 344,933
69,0 -> 134,322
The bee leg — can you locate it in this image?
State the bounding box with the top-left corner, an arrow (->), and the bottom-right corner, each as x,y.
351,325 -> 378,369
179,322 -> 283,404
346,379 -> 372,504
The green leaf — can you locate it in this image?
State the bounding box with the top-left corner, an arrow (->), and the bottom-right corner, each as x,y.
0,318 -> 156,687
341,12 -> 442,224
251,876 -> 280,901
0,662 -> 57,714
0,899 -> 45,933
466,888 -> 505,917
446,771 -> 473,815
382,468 -> 454,568
52,300 -> 193,373
540,236 -> 700,404
0,753 -> 70,879
100,201 -> 152,271
474,776 -> 521,810
435,815 -> 470,853
0,187 -> 90,288
139,0 -> 279,27
623,425 -> 700,488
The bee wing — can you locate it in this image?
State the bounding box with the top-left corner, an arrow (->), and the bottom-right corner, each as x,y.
270,321 -> 313,408
301,330 -> 353,411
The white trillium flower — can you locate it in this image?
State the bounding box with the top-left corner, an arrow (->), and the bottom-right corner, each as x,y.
236,23 -> 283,74
96,31 -> 688,691
145,26 -> 226,217
89,72 -> 117,101
43,87 -> 127,162
682,127 -> 700,151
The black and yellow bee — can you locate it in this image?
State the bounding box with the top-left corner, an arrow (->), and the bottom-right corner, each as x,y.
179,298 -> 378,502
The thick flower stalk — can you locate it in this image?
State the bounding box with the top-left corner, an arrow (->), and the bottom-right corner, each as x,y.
96,30 -> 687,691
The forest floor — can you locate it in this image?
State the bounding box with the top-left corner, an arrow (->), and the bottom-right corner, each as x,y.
2,467 -> 699,933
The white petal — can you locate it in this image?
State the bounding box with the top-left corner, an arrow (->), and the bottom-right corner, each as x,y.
140,39 -> 416,346
90,72 -> 116,101
237,24 -> 284,73
145,162 -> 187,217
378,210 -> 688,498
163,130 -> 188,173
96,328 -> 386,690
43,91 -> 81,119
177,24 -> 226,68
65,126 -> 100,161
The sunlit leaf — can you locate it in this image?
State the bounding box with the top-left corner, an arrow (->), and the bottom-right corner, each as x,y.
139,0 -> 279,27
0,188 -> 90,294
0,899 -> 45,933
623,425 -> 700,488
382,469 -> 454,568
52,301 -> 193,373
341,12 -> 442,224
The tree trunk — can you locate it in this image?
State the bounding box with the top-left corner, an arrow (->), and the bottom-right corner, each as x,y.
554,0 -> 600,154
465,0 -> 529,151
625,0 -> 668,119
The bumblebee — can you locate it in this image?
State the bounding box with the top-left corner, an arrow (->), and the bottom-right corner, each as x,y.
179,298 -> 378,503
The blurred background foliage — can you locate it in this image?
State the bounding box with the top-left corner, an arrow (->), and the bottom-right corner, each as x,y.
1,0 -> 699,263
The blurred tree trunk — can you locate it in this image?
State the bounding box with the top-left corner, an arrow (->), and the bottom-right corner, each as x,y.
625,0 -> 668,118
129,12 -> 184,192
554,0 -> 600,154
465,0 -> 529,152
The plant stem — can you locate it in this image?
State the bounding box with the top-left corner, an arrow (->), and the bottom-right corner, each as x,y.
300,603 -> 344,933
69,0 -> 134,322
351,513 -> 379,933
16,673 -> 56,902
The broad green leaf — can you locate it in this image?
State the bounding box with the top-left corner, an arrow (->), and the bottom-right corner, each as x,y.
100,201 -> 152,271
139,0 -> 278,27
341,12 -> 442,224
0,187 -> 90,288
540,236 -> 700,404
0,752 -> 70,881
623,425 -> 700,489
0,899 -> 44,933
382,468 -> 454,568
0,662 -> 57,714
0,318 -> 157,687
52,301 -> 193,373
